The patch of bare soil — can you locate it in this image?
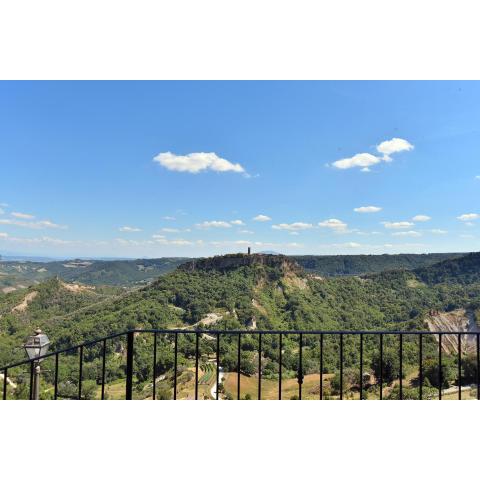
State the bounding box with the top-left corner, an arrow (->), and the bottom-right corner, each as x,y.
11,291 -> 38,313
60,281 -> 95,293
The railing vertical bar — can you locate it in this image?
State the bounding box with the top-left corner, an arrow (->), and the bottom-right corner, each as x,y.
174,332 -> 178,400
195,333 -> 199,400
359,334 -> 363,400
215,333 -> 220,400
320,333 -> 323,400
298,333 -> 303,400
237,333 -> 241,400
54,353 -> 59,400
152,332 -> 157,401
258,333 -> 262,400
3,368 -> 7,400
125,331 -> 134,400
339,333 -> 343,400
379,334 -> 383,400
477,333 -> 480,401
438,334 -> 442,401
419,334 -> 423,400
279,333 -> 282,400
101,339 -> 106,400
78,345 -> 84,400
458,333 -> 461,401
399,333 -> 403,400
29,361 -> 34,400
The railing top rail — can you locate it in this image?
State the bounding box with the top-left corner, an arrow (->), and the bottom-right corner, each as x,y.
2,328 -> 479,371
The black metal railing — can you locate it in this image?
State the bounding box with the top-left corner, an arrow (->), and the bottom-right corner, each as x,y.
1,329 -> 480,400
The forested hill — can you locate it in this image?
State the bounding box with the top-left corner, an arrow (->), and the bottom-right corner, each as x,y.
2,252 -> 480,368
0,257 -> 189,290
292,253 -> 464,276
414,252 -> 480,285
0,253 -> 468,293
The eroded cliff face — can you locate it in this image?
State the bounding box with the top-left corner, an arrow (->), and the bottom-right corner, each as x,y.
178,253 -> 302,275
425,309 -> 479,354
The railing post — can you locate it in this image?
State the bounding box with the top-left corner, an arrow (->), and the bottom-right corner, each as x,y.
126,331 -> 134,400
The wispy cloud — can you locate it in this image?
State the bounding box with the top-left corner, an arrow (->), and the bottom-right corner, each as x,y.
354,206 -> 382,213
230,220 -> 245,226
272,222 -> 313,231
412,215 -> 431,222
253,214 -> 271,222
457,213 -> 479,221
0,218 -> 67,230
161,228 -> 180,233
195,220 -> 232,229
382,221 -> 415,229
154,152 -> 246,175
162,216 -> 176,221
11,212 -> 35,219
119,226 -> 142,232
430,229 -> 448,235
392,230 -> 422,237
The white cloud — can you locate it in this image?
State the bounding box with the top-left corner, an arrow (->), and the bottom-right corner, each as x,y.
376,138 -> 414,161
331,138 -> 413,171
11,212 -> 35,219
153,151 -> 245,174
0,218 -> 66,229
253,214 -> 271,222
195,221 -> 232,229
318,218 -> 348,231
162,216 -> 176,221
239,230 -> 254,234
272,222 -> 313,231
354,206 -> 382,213
392,230 -> 422,237
465,222 -> 475,227
457,213 -> 479,221
430,229 -> 448,235
119,226 -> 142,232
332,153 -> 380,170
0,208 -> 4,215
342,242 -> 362,248
412,215 -> 431,222
161,228 -> 180,233
230,220 -> 245,226
382,221 -> 415,229
0,232 -> 8,238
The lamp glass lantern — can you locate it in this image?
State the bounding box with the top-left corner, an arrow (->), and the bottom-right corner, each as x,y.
24,329 -> 50,362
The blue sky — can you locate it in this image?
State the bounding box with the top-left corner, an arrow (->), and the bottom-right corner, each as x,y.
0,81 -> 479,258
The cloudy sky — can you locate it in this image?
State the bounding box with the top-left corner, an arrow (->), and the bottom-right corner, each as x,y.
1,81 -> 479,258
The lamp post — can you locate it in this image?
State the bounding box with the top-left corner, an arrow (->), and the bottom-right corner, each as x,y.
24,329 -> 50,400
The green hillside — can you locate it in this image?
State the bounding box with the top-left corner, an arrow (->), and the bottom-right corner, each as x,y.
2,252 -> 480,399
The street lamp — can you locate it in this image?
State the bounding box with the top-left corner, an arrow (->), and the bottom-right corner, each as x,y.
24,329 -> 50,400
